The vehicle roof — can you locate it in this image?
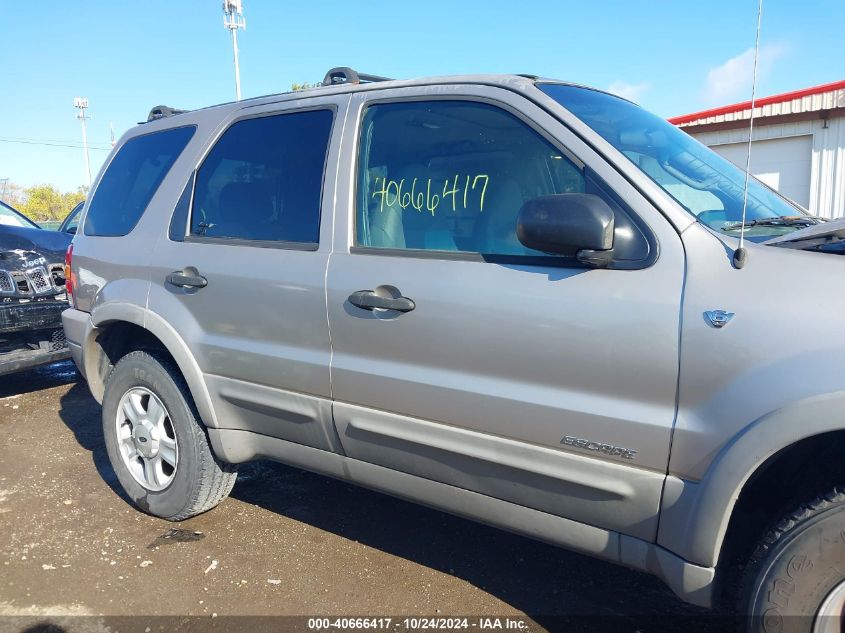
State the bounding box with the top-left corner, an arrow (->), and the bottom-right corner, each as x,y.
138,73 -> 610,129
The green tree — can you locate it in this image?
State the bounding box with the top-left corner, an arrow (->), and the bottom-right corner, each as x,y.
291,82 -> 318,91
61,187 -> 87,213
20,184 -> 64,221
19,184 -> 87,222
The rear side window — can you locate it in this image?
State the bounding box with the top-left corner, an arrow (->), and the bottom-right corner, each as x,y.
190,109 -> 333,244
84,126 -> 195,236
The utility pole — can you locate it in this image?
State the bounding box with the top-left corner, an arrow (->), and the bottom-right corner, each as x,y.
74,97 -> 92,188
222,1 -> 246,100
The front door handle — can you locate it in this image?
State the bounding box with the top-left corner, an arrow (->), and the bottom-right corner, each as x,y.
166,268 -> 208,289
348,289 -> 415,313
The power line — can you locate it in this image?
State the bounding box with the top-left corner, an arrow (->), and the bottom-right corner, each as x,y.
0,138 -> 111,151
0,135 -> 112,147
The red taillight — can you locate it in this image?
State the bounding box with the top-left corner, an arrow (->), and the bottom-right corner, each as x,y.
64,243 -> 74,307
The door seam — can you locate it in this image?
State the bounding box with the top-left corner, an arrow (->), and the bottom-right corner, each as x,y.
325,94 -> 351,403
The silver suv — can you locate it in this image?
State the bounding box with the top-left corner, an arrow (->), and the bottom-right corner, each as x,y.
63,67 -> 845,627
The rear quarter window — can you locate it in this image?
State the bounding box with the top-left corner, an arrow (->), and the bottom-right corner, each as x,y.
84,125 -> 195,237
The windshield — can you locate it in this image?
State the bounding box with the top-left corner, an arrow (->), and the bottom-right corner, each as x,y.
539,83 -> 817,241
0,200 -> 40,229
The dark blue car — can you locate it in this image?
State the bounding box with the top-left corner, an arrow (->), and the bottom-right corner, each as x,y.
0,200 -> 72,374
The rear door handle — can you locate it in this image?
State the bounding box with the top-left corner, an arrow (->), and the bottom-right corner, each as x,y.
166,268 -> 208,289
348,289 -> 415,313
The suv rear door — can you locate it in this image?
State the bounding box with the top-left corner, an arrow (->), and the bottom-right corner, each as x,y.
325,85 -> 685,541
147,94 -> 348,452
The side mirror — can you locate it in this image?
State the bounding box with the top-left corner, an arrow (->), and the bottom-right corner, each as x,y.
66,226 -> 77,235
517,193 -> 615,267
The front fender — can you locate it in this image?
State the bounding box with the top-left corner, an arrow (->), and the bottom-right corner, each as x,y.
663,226 -> 845,568
658,390 -> 845,567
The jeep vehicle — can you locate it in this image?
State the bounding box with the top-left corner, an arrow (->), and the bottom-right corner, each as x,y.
1,199 -> 71,375
63,67 -> 845,629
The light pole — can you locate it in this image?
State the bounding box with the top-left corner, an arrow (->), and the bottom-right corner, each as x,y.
223,1 -> 246,100
74,97 -> 92,188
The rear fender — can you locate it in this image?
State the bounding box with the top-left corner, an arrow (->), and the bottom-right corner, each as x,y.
86,303 -> 218,429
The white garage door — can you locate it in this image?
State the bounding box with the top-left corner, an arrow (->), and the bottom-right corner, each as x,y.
711,135 -> 813,209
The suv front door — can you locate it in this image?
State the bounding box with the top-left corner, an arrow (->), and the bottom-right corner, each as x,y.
325,86 -> 685,541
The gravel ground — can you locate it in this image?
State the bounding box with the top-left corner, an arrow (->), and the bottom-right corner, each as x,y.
0,361 -> 723,633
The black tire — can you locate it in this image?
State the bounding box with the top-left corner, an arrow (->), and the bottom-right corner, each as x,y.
742,488 -> 845,633
102,350 -> 237,521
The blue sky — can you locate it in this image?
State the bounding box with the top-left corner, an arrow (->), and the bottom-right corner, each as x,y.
2,0 -> 843,193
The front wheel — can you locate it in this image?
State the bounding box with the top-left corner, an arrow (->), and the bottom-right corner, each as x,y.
102,350 -> 237,521
742,489 -> 845,633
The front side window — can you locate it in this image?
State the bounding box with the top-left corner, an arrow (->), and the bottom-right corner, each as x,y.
356,100 -> 648,261
84,126 -> 195,237
191,109 -> 333,244
539,83 -> 818,241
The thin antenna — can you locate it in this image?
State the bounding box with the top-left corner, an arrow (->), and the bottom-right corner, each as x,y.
733,0 -> 763,269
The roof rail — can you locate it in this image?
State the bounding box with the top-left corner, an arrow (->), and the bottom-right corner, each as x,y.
147,105 -> 187,122
322,67 -> 393,87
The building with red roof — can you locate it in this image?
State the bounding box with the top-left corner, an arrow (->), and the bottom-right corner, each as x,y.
669,80 -> 845,219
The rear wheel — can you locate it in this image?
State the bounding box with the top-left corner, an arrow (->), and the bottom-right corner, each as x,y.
742,489 -> 845,633
102,350 -> 237,520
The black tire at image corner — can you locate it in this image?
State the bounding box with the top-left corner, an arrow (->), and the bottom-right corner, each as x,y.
743,495 -> 845,633
101,350 -> 236,521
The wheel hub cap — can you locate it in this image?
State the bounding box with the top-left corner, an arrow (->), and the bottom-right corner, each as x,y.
115,387 -> 178,492
131,421 -> 160,458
